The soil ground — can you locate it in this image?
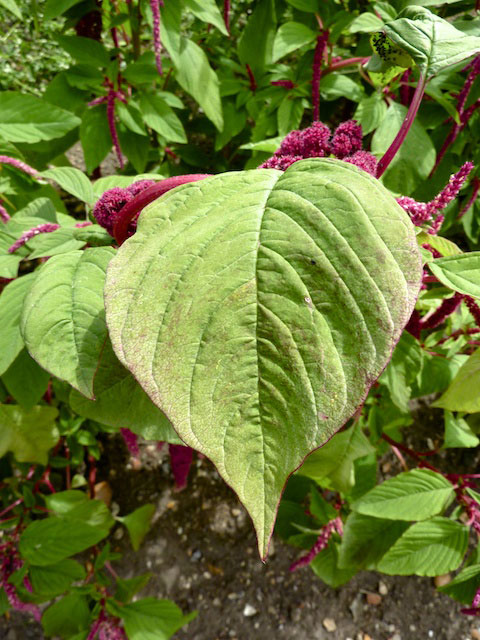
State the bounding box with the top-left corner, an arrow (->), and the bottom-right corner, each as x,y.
2,435 -> 479,640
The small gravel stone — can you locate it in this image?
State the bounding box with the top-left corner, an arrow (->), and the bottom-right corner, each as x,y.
390,634 -> 402,640
243,604 -> 258,617
366,592 -> 382,605
434,573 -> 451,587
471,629 -> 480,640
191,549 -> 202,562
323,617 -> 337,632
379,580 -> 388,595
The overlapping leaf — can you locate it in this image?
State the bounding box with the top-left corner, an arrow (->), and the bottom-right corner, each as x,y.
105,160 -> 421,557
21,247 -> 115,398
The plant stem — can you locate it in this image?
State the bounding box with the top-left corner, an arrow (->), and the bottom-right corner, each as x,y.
113,174 -> 211,244
376,73 -> 427,178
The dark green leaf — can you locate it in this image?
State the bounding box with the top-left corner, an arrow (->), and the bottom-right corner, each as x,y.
0,405 -> 59,464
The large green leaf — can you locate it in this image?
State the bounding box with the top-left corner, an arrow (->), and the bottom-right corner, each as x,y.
41,167 -> 95,206
0,92 -> 80,143
0,0 -> 21,19
433,348 -> 480,413
104,159 -> 421,557
139,94 -> 187,143
174,38 -> 223,131
56,35 -> 110,68
0,273 -> 36,375
117,598 -> 196,640
21,247 -> 115,399
69,339 -> 182,443
338,512 -> 410,570
30,559 -> 86,597
2,349 -> 50,410
0,405 -> 59,464
371,102 -> 436,195
184,0 -> 228,35
298,423 -> 375,493
80,106 -> 113,174
352,469 -> 454,520
428,252 -> 480,299
237,0 -> 276,73
376,517 -> 469,576
41,593 -> 90,637
272,21 -> 316,62
20,516 -> 109,566
384,6 -> 480,79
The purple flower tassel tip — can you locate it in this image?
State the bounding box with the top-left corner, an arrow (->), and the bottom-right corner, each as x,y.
330,120 -> 363,159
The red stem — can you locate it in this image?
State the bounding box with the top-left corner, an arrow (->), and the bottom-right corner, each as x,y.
377,73 -> 427,178
223,0 -> 230,35
311,31 -> 329,122
323,56 -> 368,75
113,174 -> 211,245
246,64 -> 256,92
458,176 -> 480,219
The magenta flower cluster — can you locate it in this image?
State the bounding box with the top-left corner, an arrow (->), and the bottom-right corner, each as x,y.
397,162 -> 474,232
93,180 -> 155,236
0,535 -> 41,621
87,609 -> 126,640
289,516 -> 343,572
8,223 -> 60,254
260,120 -> 378,176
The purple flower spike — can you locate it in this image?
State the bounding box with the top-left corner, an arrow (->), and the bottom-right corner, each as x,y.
169,444 -> 194,491
289,517 -> 343,572
120,428 -> 140,458
300,121 -> 332,158
8,223 -> 59,253
93,180 -> 155,236
151,0 -> 164,75
0,202 -> 10,223
0,155 -> 38,178
260,155 -> 303,171
344,150 -> 378,176
330,120 -> 363,159
428,162 -> 474,216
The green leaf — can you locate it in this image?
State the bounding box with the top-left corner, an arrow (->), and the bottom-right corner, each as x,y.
416,232 -> 462,257
0,92 -> 80,143
104,159 -> 421,557
349,13 -> 384,34
20,516 -> 109,566
45,490 -> 115,530
285,0 -> 320,12
42,593 -> 91,637
116,101 -> 147,136
238,0 -> 276,73
371,102 -> 436,195
56,35 -> 109,68
44,0 -> 83,19
30,559 -> 86,597
139,94 -> 187,143
26,228 -> 86,259
174,38 -> 223,131
0,405 -> 59,464
73,225 -> 113,247
310,541 -> 357,587
320,74 -> 364,103
21,247 -> 115,399
41,167 -> 95,205
14,198 -> 57,222
376,517 -> 468,576
118,598 -> 197,640
444,410 -> 480,448
2,349 -> 50,410
434,348 -> 480,413
277,97 -> 304,137
384,6 -> 480,79
352,469 -> 454,520
354,93 -> 387,135
118,127 -> 150,173
0,273 -> 36,375
80,106 -> 113,174
70,338 -> 182,443
298,424 -> 375,493
0,0 -> 21,19
184,0 -> 228,35
115,574 -> 152,604
118,504 -> 155,551
240,136 -> 283,152
438,564 -> 480,604
272,22 -> 316,62
338,512 -> 410,569
428,252 -> 480,299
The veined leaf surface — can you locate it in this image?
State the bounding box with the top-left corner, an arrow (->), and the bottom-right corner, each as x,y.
104,159 -> 422,557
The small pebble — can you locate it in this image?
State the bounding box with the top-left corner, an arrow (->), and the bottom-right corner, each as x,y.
471,629 -> 480,640
363,634 -> 373,640
366,592 -> 382,606
390,634 -> 401,640
434,573 -> 451,587
409,625 -> 416,632
379,581 -> 388,595
323,618 -> 337,632
243,604 -> 258,617
191,549 -> 202,562
213,598 -> 221,607
428,631 -> 434,638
